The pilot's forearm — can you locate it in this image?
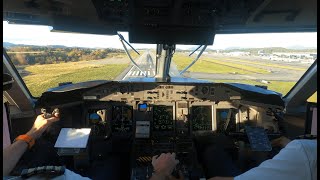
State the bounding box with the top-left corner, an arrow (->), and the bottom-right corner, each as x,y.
3,140 -> 29,176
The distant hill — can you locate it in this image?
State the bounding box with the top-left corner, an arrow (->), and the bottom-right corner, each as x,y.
3,42 -> 23,48
3,42 -> 63,49
3,42 -> 118,50
46,45 -> 69,48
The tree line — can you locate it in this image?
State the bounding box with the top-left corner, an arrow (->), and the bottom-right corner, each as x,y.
5,46 -> 126,65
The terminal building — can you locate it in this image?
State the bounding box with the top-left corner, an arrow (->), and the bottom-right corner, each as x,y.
260,52 -> 317,63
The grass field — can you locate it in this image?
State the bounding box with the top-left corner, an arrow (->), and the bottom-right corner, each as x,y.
21,61 -> 129,97
105,52 -> 139,59
220,57 -> 307,71
172,53 -> 270,74
307,92 -> 317,103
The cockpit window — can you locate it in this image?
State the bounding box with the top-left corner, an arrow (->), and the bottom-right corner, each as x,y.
171,33 -> 317,101
3,21 -> 317,100
3,21 -> 155,97
307,92 -> 317,103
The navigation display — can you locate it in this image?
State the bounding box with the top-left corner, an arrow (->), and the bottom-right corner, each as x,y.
191,106 -> 212,131
112,106 -> 133,133
153,105 -> 174,131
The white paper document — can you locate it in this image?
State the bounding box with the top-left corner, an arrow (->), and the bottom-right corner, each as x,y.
54,128 -> 91,148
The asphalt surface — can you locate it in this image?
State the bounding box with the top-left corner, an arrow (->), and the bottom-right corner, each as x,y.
119,51 -> 182,80
121,51 -> 156,80
116,52 -> 313,83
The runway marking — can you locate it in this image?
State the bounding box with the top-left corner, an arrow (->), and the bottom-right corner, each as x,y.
122,65 -> 135,80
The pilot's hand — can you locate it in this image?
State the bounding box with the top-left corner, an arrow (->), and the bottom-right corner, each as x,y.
152,153 -> 179,178
26,114 -> 60,140
271,136 -> 291,148
168,170 -> 184,180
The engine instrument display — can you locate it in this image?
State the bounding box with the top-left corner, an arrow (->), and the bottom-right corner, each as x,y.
112,106 -> 133,133
191,106 -> 212,131
88,109 -> 107,136
89,112 -> 102,123
216,109 -> 237,133
153,105 -> 174,131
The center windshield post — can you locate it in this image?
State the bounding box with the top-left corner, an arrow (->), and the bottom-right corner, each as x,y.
155,44 -> 175,82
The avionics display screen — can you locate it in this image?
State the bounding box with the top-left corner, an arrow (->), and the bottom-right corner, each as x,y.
216,109 -> 237,132
112,106 -> 133,133
88,110 -> 102,124
138,103 -> 148,112
87,109 -> 107,136
153,105 -> 174,131
191,106 -> 212,131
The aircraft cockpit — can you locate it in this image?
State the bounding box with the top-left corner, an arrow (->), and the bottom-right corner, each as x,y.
3,0 -> 317,179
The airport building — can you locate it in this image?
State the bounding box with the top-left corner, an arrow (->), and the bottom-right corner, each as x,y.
223,51 -> 251,56
259,52 -> 317,63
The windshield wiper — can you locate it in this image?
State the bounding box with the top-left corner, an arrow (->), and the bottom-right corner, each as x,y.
118,33 -> 147,77
179,45 -> 207,75
188,45 -> 202,56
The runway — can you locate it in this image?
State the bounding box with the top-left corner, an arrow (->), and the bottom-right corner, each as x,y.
121,51 -> 156,80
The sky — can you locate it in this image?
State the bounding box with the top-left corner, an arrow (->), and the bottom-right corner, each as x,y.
3,21 -> 317,50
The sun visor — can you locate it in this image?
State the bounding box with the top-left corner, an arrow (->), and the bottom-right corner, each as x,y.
128,0 -> 216,45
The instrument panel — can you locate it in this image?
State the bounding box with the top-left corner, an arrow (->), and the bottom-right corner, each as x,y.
83,83 -> 235,102
40,81 -> 284,179
81,82 -> 284,135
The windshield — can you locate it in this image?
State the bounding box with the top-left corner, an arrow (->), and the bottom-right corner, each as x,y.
3,21 -> 158,97
3,21 -> 317,102
170,34 -> 317,102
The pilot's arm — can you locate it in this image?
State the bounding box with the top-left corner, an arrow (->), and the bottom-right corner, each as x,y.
3,113 -> 60,176
235,139 -> 317,180
209,138 -> 317,180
